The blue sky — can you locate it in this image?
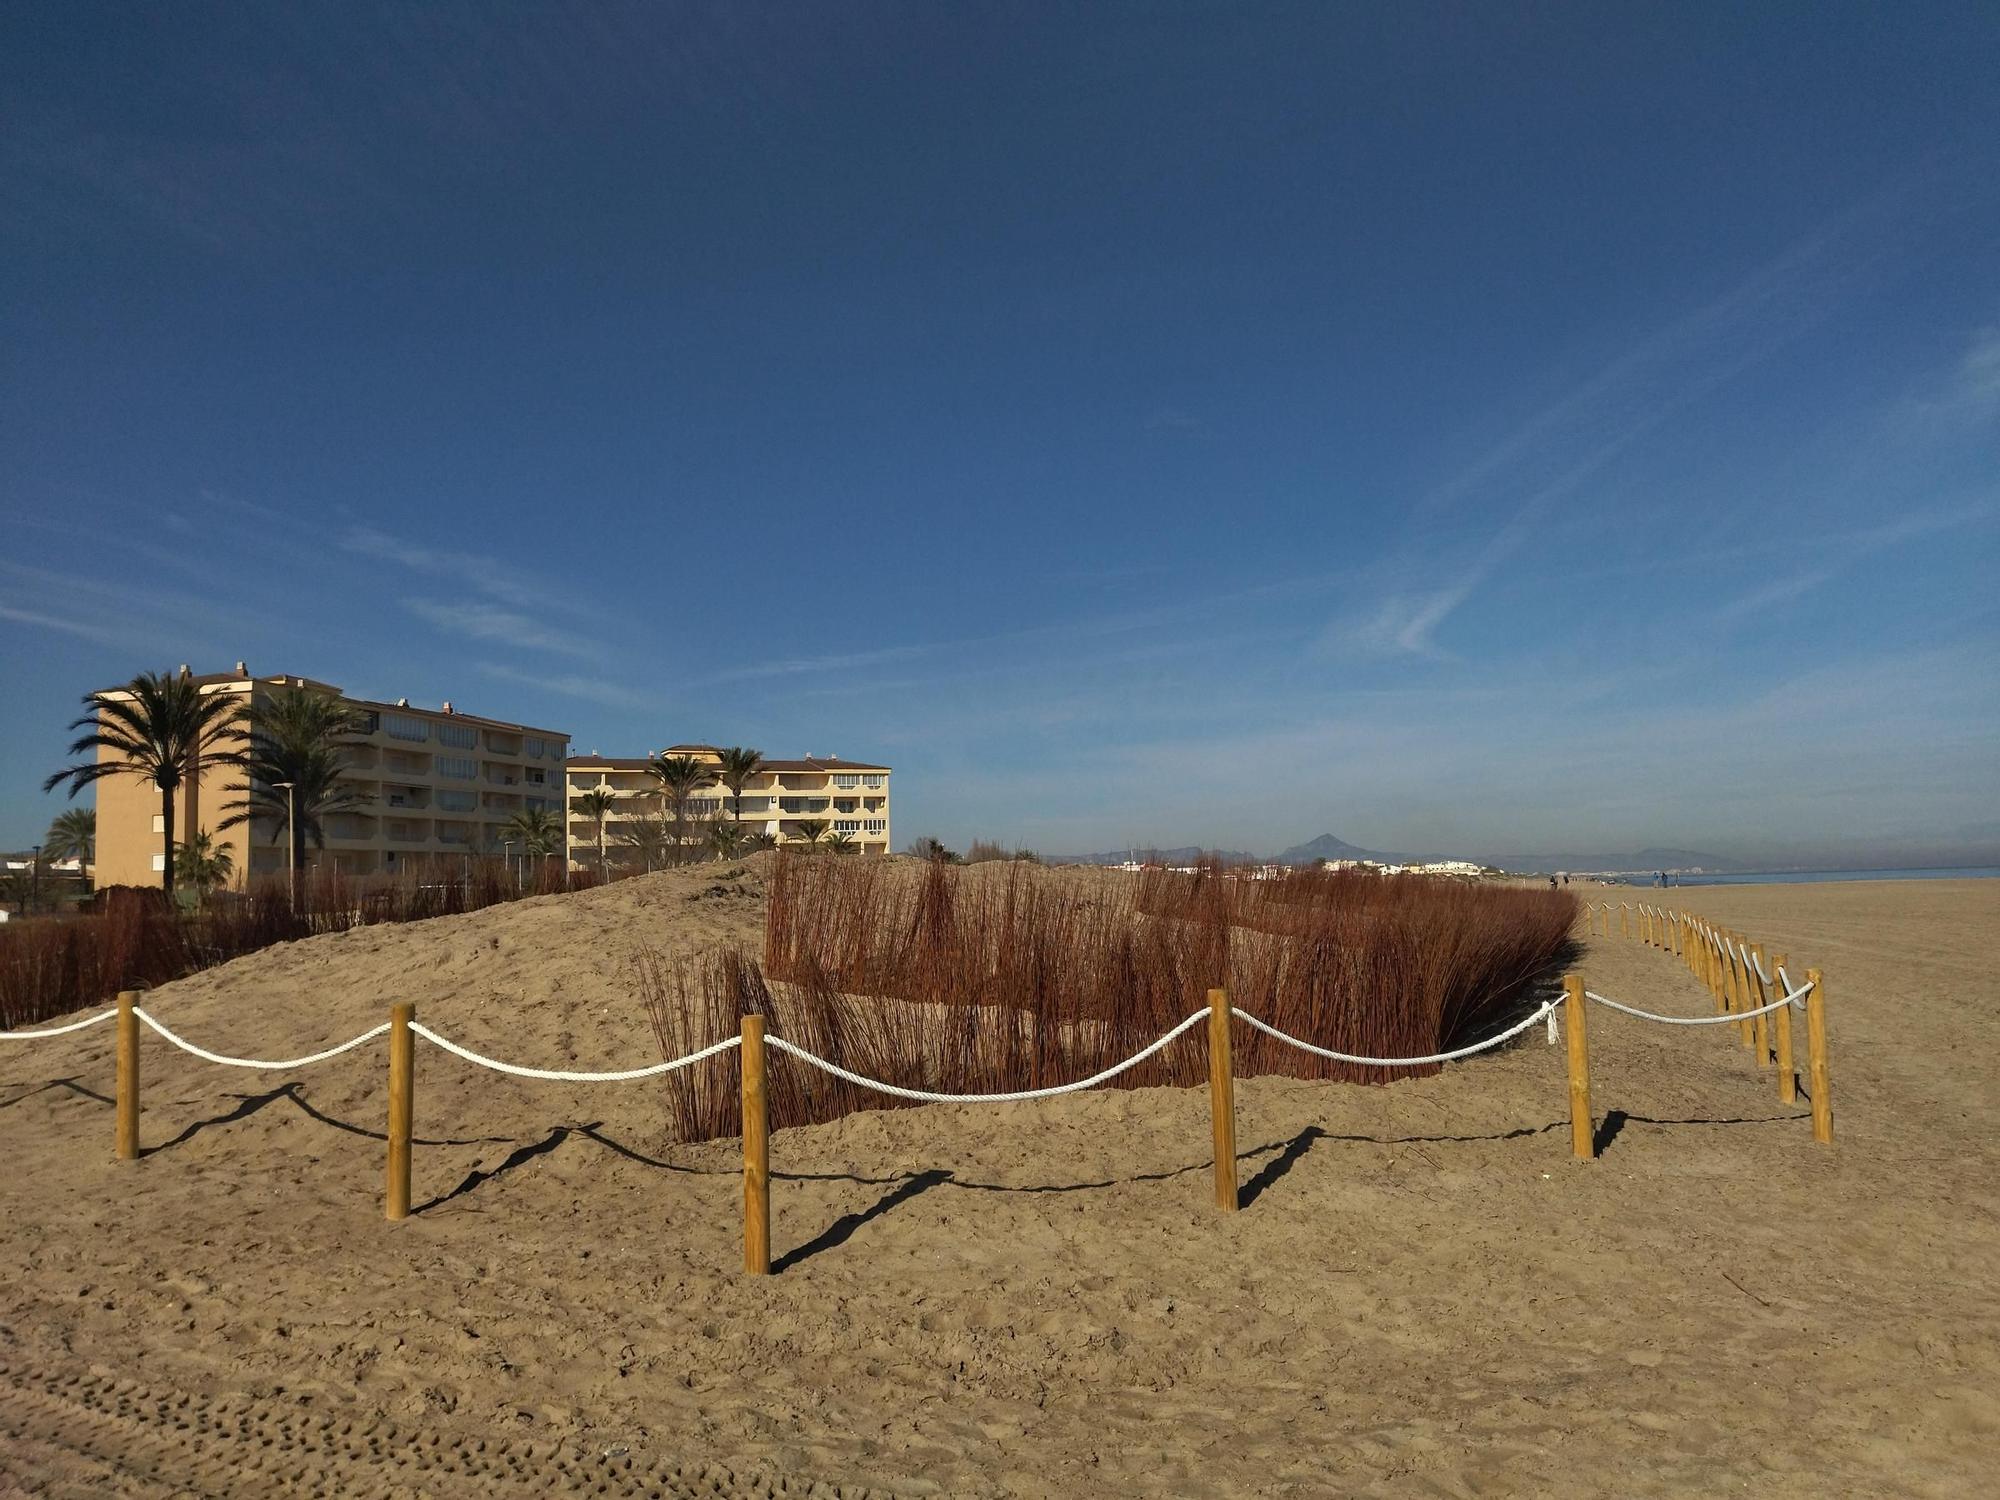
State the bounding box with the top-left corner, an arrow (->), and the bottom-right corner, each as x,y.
4,3 -> 1997,866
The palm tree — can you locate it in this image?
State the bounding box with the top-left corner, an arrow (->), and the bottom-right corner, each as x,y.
44,670 -> 250,903
827,830 -> 858,854
791,818 -> 830,848
501,806 -> 564,858
714,746 -> 765,826
708,818 -> 752,860
645,753 -> 716,866
43,807 -> 96,887
571,786 -> 620,879
617,812 -> 671,873
217,685 -> 372,884
173,828 -> 234,904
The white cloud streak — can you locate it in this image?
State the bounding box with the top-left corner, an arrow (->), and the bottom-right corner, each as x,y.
475,662 -> 661,710
405,599 -> 595,656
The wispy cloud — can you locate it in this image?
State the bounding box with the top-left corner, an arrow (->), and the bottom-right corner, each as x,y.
343,525 -> 578,614
1899,324 -> 2000,431
405,600 -> 594,656
1324,184 -> 1928,659
0,602 -> 141,648
1706,568 -> 1839,630
475,662 -> 661,710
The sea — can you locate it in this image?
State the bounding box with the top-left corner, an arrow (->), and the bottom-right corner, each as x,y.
1613,867 -> 2000,888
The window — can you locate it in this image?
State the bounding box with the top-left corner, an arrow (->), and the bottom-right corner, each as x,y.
736,796 -> 771,813
435,756 -> 477,780
151,853 -> 167,872
862,774 -> 885,788
436,722 -> 477,749
152,814 -> 165,833
525,736 -> 547,758
833,774 -> 859,789
864,819 -> 886,834
525,768 -> 547,785
384,712 -> 429,742
435,789 -> 477,812
834,820 -> 861,833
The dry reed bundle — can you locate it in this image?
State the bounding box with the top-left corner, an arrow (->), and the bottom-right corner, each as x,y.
0,861 -> 602,1030
634,854 -> 1577,1144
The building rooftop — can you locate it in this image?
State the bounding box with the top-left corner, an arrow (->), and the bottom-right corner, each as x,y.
88,667 -> 568,740
565,754 -> 891,774
346,697 -> 568,740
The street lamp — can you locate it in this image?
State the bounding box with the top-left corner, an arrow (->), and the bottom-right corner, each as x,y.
501,839 -> 516,885
272,780 -> 298,912
29,844 -> 41,915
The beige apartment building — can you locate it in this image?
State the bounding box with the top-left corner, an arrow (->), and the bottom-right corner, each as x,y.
565,744 -> 892,866
90,665 -> 569,888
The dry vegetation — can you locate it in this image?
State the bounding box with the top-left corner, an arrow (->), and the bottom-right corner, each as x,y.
638,853 -> 1577,1143
0,863 -> 595,1030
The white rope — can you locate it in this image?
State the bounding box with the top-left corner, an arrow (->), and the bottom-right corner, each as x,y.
1777,967 -> 1809,1011
1583,983 -> 1809,1026
1,1007 -> 117,1039
410,1023 -> 741,1082
134,1007 -> 390,1069
765,1008 -> 1210,1102
1749,951 -> 1772,984
1233,998 -> 1560,1068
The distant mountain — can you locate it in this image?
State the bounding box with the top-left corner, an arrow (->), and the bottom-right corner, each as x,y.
1049,833 -> 1413,867
1274,832 -> 1416,866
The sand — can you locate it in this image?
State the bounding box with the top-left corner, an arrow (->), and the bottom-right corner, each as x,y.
2,867 -> 1996,1497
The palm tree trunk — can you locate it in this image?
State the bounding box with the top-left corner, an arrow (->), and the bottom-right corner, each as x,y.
596,821 -> 605,881
159,782 -> 177,902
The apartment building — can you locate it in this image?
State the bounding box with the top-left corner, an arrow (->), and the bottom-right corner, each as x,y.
564,744 -> 892,865
90,665 -> 569,888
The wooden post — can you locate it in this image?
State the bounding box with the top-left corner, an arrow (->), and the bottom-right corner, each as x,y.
1720,936 -> 1736,1032
1749,941 -> 1772,1068
1563,975 -> 1594,1160
1208,988 -> 1238,1213
1620,904 -> 1630,940
385,1002 -> 414,1221
1804,968 -> 1832,1145
1732,934 -> 1755,1050
115,990 -> 141,1161
1771,951 -> 1797,1106
742,1014 -> 771,1273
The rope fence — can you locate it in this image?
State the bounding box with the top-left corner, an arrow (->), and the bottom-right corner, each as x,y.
1583,893 -> 1831,1140
3,907 -> 1835,1272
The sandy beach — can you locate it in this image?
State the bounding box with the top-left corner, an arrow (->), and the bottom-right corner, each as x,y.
2,867 -> 1995,1497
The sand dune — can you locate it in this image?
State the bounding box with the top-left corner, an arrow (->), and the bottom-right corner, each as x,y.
2,868 -> 1995,1496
